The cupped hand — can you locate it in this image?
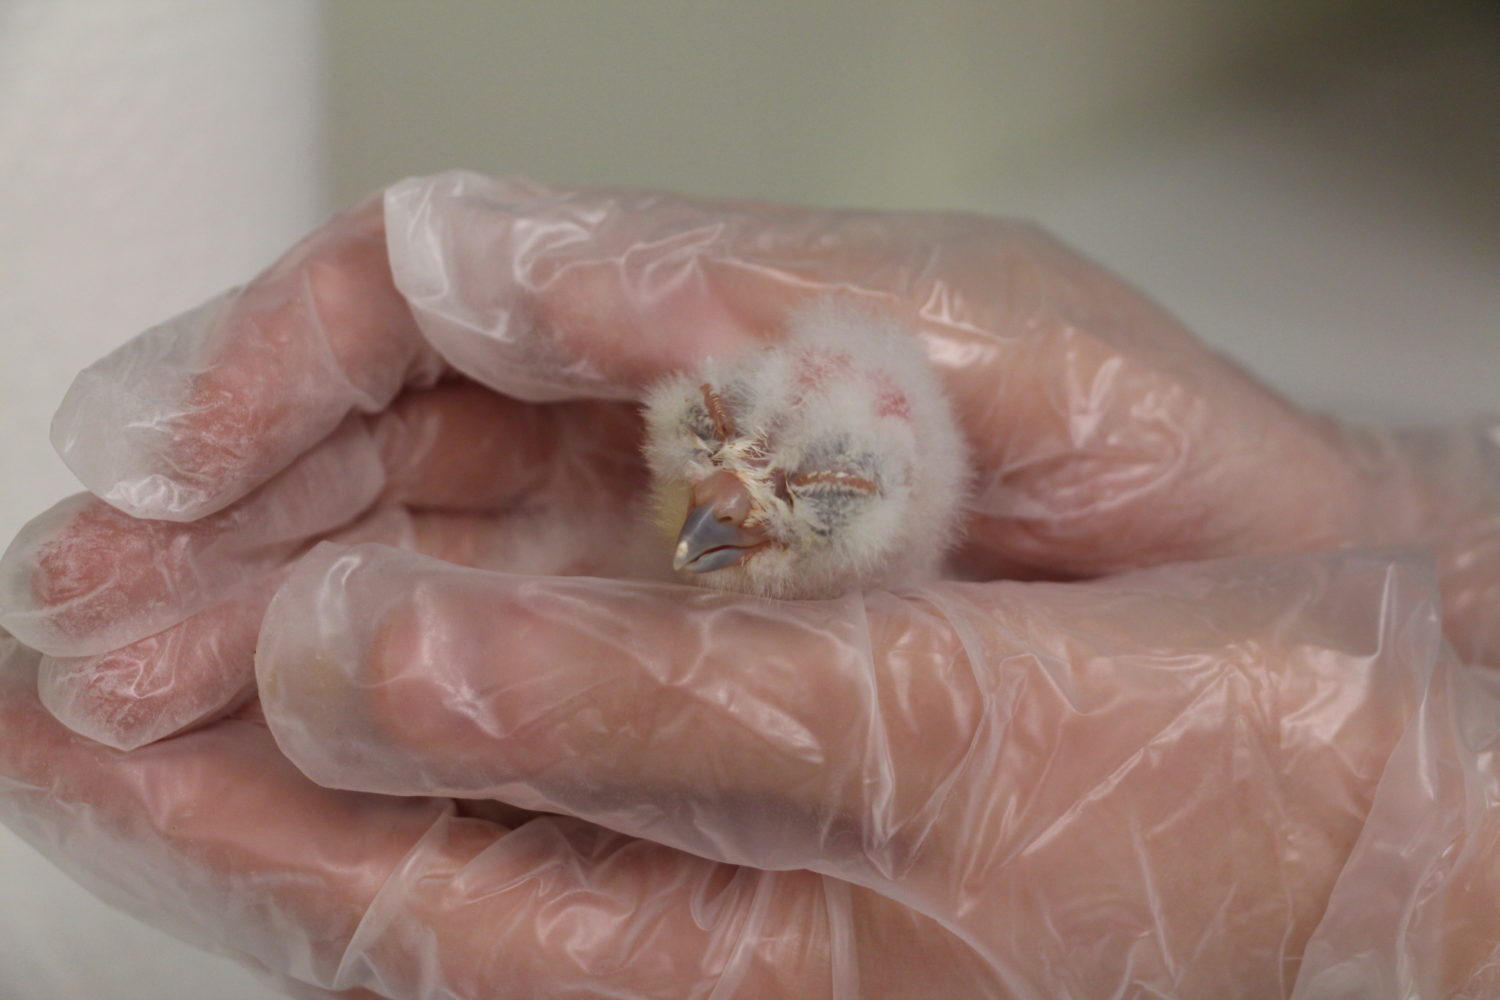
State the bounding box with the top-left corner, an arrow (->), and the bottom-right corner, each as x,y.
0,172 -> 1497,998
5,170 -> 1489,753
8,548 -> 1497,998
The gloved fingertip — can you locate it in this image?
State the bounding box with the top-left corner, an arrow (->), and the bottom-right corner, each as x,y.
36,585 -> 265,752
258,542 -> 583,801
256,541 -> 403,786
0,494 -> 112,656
36,650 -> 201,753
256,539 -> 376,696
49,291 -> 247,523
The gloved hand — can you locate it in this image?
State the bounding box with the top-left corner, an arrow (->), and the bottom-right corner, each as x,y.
0,171 -> 1496,997
4,550 -> 1497,999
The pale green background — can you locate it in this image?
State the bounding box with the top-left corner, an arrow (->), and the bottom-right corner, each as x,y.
325,0 -> 1366,210
321,1 -> 1499,421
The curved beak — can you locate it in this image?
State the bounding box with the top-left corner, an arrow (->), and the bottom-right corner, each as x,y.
673,504 -> 767,573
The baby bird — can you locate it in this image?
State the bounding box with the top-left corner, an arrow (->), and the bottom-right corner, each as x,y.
642,298 -> 969,599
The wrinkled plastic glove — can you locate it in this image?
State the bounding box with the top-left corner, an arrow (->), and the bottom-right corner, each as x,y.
5,553 -> 1500,998
5,175 -> 1497,677
0,171 -> 1496,997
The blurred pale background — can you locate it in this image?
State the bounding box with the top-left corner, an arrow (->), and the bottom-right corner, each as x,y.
327,0 -> 1498,423
0,1 -> 1496,997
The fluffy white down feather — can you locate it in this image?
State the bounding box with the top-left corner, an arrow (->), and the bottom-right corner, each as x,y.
643,298 -> 969,599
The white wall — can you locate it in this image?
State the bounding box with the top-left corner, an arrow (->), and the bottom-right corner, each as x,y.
0,3 -> 322,999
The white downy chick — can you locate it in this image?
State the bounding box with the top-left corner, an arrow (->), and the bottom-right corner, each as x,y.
642,298 -> 969,599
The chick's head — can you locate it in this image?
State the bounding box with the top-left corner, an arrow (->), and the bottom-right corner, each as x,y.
642,301 -> 967,599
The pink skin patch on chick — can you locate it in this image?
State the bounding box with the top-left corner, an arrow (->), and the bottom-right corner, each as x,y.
868,373 -> 912,421
790,349 -> 855,403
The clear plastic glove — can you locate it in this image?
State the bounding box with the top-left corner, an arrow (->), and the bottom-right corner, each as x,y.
0,171 -> 1497,997
8,551 -> 1500,998
4,173 -> 1496,678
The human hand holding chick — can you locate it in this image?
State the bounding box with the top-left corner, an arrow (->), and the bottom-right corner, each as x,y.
10,172 -> 1494,655
1,171 -> 1498,998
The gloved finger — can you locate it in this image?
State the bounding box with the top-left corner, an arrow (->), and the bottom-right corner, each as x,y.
35,497 -> 657,752
38,581 -> 268,752
51,197 -> 447,523
0,638 -> 991,998
33,507 -> 419,751
387,172 -> 1379,577
404,506 -> 664,580
385,171 -> 981,399
0,634 -> 451,990
258,544 -> 1434,919
1293,650 -> 1500,996
371,379 -> 645,512
3,374 -> 648,662
0,417 -> 385,657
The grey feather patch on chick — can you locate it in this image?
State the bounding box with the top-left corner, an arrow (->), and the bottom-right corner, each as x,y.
642,297 -> 970,599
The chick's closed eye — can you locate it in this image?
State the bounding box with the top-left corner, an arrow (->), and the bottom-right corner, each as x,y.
642,297 -> 969,599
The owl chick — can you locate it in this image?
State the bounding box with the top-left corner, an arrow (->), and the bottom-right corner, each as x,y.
642,298 -> 969,599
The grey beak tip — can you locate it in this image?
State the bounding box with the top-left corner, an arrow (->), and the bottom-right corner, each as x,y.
674,504 -> 759,574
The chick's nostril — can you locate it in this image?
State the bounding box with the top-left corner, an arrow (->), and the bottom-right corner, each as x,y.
690,469 -> 753,526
